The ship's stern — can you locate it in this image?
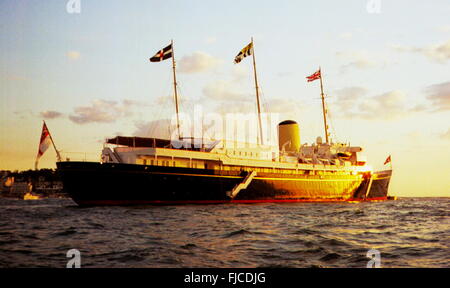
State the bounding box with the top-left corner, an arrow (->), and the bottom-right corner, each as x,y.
367,170 -> 392,200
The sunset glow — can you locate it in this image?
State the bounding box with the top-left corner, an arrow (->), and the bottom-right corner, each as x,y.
1,1 -> 449,197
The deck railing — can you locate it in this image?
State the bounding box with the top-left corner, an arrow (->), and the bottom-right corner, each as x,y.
59,152 -> 100,162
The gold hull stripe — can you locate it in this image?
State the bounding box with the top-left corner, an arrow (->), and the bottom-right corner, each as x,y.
255,176 -> 361,182
373,176 -> 391,180
147,171 -> 363,182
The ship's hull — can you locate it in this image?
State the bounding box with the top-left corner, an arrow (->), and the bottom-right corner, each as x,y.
57,162 -> 391,206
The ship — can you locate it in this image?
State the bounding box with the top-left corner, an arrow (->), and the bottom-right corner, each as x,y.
56,40 -> 392,206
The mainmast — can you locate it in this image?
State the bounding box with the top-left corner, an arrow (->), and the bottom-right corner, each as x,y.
307,67 -> 330,144
318,67 -> 329,144
171,40 -> 181,140
251,37 -> 264,146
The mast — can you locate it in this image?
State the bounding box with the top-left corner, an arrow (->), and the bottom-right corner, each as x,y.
251,37 -> 264,145
45,120 -> 61,162
318,67 -> 329,144
171,39 -> 181,140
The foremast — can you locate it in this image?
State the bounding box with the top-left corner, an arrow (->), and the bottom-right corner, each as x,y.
234,38 -> 264,146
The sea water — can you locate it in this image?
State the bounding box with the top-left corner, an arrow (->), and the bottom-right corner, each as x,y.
0,197 -> 448,267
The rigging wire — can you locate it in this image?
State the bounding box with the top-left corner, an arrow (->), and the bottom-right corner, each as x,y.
148,69 -> 172,138
324,94 -> 339,144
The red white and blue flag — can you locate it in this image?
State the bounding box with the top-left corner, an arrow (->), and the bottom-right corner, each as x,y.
35,121 -> 59,170
306,69 -> 321,82
37,122 -> 52,160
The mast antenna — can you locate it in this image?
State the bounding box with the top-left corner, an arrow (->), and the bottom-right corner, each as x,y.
251,37 -> 264,146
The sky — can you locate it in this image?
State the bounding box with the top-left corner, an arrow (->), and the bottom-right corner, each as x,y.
0,0 -> 449,197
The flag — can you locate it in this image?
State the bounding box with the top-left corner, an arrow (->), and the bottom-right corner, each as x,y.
149,43 -> 173,62
384,155 -> 391,165
37,122 -> 52,159
35,122 -> 53,169
306,69 -> 321,82
234,42 -> 253,64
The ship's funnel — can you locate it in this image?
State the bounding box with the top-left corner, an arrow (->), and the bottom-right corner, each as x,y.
278,120 -> 300,152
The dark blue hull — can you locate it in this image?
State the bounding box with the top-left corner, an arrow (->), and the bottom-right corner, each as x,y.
57,161 -> 391,206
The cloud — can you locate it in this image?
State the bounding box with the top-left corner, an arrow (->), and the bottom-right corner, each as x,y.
409,104 -> 427,113
337,51 -> 377,71
359,90 -> 406,119
334,89 -> 407,120
154,94 -> 187,106
335,86 -> 368,102
425,81 -> 450,111
202,80 -> 251,102
134,119 -> 174,139
213,101 -> 254,115
391,40 -> 450,63
178,51 -> 221,73
69,99 -> 140,124
333,86 -> 368,113
263,98 -> 304,120
335,82 -> 449,117
40,110 -> 63,119
212,97 -> 304,122
66,51 -> 81,60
